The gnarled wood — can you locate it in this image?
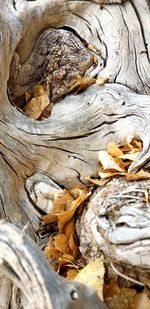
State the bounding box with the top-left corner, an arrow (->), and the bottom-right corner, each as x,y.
0,221 -> 106,308
78,178 -> 150,287
0,0 -> 150,307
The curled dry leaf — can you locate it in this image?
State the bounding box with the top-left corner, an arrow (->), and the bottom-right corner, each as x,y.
97,137 -> 150,182
104,282 -> 136,309
104,281 -> 150,309
107,142 -> 124,157
44,186 -> 91,273
75,259 -> 105,301
131,292 -> 150,309
66,269 -> 79,280
23,84 -> 51,119
98,150 -> 125,172
125,169 -> 150,181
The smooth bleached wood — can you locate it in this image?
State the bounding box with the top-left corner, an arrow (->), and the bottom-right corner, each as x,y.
0,0 -> 150,307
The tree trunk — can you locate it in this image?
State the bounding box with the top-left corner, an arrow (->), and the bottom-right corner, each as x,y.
0,0 -> 150,307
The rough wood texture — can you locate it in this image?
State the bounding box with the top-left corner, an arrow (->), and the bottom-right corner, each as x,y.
0,221 -> 107,308
0,0 -> 150,307
77,178 -> 150,286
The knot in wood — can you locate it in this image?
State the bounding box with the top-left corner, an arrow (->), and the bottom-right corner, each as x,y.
8,28 -> 93,106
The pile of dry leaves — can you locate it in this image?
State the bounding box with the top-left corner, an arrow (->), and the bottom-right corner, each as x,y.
43,136 -> 150,308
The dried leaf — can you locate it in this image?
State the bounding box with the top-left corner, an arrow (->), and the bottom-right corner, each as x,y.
119,152 -> 140,161
104,282 -> 137,309
98,151 -> 125,172
44,186 -> 91,274
107,142 -> 124,157
60,253 -> 75,264
66,269 -> 79,280
125,169 -> 150,181
105,294 -> 129,309
53,189 -> 74,213
104,281 -> 121,298
54,234 -> 70,254
57,191 -> 91,232
75,259 -> 105,300
127,135 -> 142,151
43,213 -> 58,225
69,75 -> 108,94
44,246 -> 61,259
95,78 -> 109,85
131,292 -> 150,309
93,55 -> 98,64
98,170 -> 123,179
23,84 -> 50,119
69,75 -> 95,93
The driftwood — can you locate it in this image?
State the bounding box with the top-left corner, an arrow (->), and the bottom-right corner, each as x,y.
0,221 -> 106,308
0,0 -> 150,307
78,178 -> 150,287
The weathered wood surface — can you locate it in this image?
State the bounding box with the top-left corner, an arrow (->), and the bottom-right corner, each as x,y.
77,178 -> 150,287
0,0 -> 150,307
0,221 -> 107,308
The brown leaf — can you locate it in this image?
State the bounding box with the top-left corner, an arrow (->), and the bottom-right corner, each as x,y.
69,75 -> 95,93
44,246 -> 61,260
66,269 -> 79,280
44,186 -> 91,274
57,191 -> 91,232
104,281 -> 121,298
131,293 -> 150,309
125,169 -> 150,181
119,152 -> 140,161
127,136 -> 142,152
98,171 -> 121,179
98,151 -> 125,172
69,75 -> 108,94
107,142 -> 124,157
54,234 -> 70,254
23,84 -> 50,119
53,189 -> 74,213
43,213 -> 58,225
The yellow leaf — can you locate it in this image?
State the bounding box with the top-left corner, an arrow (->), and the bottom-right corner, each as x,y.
33,84 -> 46,96
125,170 -> 150,181
69,75 -> 95,93
66,269 -> 79,280
98,170 -> 124,179
126,136 -> 142,152
75,259 -> 105,300
98,151 -> 125,172
118,152 -> 140,161
23,84 -> 50,119
95,78 -> 108,85
107,142 -> 124,157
